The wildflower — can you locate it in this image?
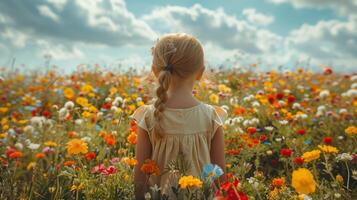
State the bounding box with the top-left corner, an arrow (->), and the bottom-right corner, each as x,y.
247,127 -> 257,134
76,97 -> 89,107
127,132 -> 137,144
296,129 -> 306,136
64,88 -> 75,99
272,177 -> 285,188
294,157 -> 304,165
301,150 -> 321,162
323,137 -> 332,144
44,141 -> 58,147
345,126 -> 357,136
336,175 -> 343,183
9,151 -> 23,159
85,152 -> 96,161
70,183 -> 85,191
105,134 -> 116,146
209,93 -> 219,104
202,163 -> 224,182
102,166 -> 117,176
27,162 -> 36,170
336,153 -> 353,161
64,101 -> 75,109
92,164 -> 106,174
64,160 -> 75,166
292,168 -> 316,194
178,175 -> 202,189
140,159 -> 160,176
280,148 -> 293,157
318,145 -> 339,154
121,157 -> 138,167
36,153 -> 46,159
67,139 -> 88,155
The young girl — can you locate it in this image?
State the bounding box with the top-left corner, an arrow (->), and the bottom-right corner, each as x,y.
132,33 -> 227,199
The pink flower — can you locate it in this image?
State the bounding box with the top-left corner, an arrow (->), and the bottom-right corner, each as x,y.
92,164 -> 106,174
102,165 -> 117,176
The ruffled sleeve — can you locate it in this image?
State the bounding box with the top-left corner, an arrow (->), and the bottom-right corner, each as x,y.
211,105 -> 228,137
130,105 -> 150,132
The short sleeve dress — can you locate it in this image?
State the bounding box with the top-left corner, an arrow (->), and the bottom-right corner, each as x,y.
130,102 -> 228,196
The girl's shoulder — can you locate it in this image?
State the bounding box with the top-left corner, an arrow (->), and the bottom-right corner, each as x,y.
202,103 -> 228,121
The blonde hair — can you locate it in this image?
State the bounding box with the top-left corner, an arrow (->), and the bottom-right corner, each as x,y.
151,33 -> 204,138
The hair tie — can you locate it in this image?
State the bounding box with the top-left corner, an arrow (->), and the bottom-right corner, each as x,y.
163,64 -> 173,73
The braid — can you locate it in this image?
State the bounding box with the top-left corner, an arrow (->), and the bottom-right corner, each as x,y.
153,70 -> 171,138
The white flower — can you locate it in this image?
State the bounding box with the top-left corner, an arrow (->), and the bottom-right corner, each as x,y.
251,118 -> 259,124
350,83 -> 357,89
278,100 -> 286,107
64,101 -> 74,109
292,103 -> 301,109
275,138 -> 282,142
336,153 -> 353,161
319,90 -> 330,98
351,75 -> 357,81
144,192 -> 151,200
243,120 -> 250,127
334,193 -> 341,198
75,119 -> 83,125
279,120 -> 288,125
339,109 -> 348,114
28,143 -> 40,150
58,107 -> 69,120
317,105 -> 326,112
31,116 -> 46,128
252,101 -> 260,108
24,125 -> 34,134
105,97 -> 112,102
265,126 -> 274,131
15,142 -> 23,150
97,112 -> 103,118
81,136 -> 92,142
346,89 -> 357,97
233,117 -> 243,124
266,150 -> 273,155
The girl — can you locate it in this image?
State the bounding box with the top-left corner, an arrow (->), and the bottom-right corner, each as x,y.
132,33 -> 227,199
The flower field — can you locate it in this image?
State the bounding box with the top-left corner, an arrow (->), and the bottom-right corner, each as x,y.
0,66 -> 356,200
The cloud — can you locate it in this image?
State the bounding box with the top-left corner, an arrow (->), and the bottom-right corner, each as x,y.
0,0 -> 156,47
36,40 -> 85,60
37,5 -> 60,22
142,4 -> 282,55
268,0 -> 357,16
242,8 -> 274,26
286,15 -> 357,69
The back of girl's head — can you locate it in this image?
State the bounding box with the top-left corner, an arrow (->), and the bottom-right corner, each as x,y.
151,33 -> 205,138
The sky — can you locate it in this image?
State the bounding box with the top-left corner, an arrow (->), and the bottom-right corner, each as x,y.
0,0 -> 356,73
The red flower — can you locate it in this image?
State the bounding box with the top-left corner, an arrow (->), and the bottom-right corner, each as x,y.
85,152 -> 96,161
296,129 -> 306,135
267,94 -> 275,104
102,166 -> 117,176
294,157 -> 304,165
287,95 -> 296,103
102,102 -> 112,110
276,93 -> 284,100
42,110 -> 51,118
9,151 -> 23,159
247,127 -> 257,134
280,148 -> 293,157
323,67 -> 333,75
323,137 -> 333,144
259,134 -> 267,141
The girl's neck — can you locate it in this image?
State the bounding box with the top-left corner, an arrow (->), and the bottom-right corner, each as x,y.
165,83 -> 200,108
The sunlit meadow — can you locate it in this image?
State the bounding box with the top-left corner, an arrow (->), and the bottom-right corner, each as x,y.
0,65 -> 356,199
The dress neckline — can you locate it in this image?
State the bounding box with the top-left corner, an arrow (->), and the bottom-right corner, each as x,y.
164,102 -> 204,111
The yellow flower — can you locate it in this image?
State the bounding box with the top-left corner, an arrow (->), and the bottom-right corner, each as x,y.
67,139 -> 88,155
345,126 -> 357,136
178,175 -> 202,189
336,174 -> 343,183
81,84 -> 93,94
70,183 -> 85,191
0,107 -> 8,113
301,150 -> 321,163
64,88 -> 75,99
81,111 -> 92,118
76,97 -> 89,107
318,145 -> 339,154
291,168 -> 316,195
27,162 -> 36,171
45,141 -> 58,147
121,157 -> 138,167
209,94 -> 219,104
0,133 -> 7,139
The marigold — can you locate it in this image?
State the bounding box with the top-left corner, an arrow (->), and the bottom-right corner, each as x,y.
301,150 -> 321,162
291,168 -> 316,195
140,159 -> 160,176
127,132 -> 137,145
9,151 -> 23,159
209,93 -> 219,104
105,134 -> 116,146
64,88 -> 75,99
318,145 -> 339,154
44,141 -> 58,147
36,153 -> 46,159
64,160 -> 75,166
121,157 -> 138,166
67,139 -> 88,155
345,126 -> 357,136
272,177 -> 285,188
178,175 -> 202,189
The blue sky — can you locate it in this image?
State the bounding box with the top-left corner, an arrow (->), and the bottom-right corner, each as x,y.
0,0 -> 356,73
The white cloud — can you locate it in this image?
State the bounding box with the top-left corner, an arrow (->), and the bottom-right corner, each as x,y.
37,5 -> 60,22
1,28 -> 28,48
142,4 -> 282,55
47,0 -> 67,11
242,8 -> 274,26
37,40 -> 85,60
268,0 -> 357,16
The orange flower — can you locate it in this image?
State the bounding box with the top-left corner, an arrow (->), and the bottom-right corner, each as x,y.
272,177 -> 285,188
64,160 -> 75,166
68,131 -> 77,138
105,134 -> 116,146
36,153 -> 46,159
140,159 -> 160,176
127,132 -> 137,145
9,151 -> 23,159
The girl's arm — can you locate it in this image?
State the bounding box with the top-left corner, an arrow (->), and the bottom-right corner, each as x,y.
134,127 -> 152,200
210,126 -> 227,183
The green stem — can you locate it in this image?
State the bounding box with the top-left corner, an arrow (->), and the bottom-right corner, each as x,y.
345,161 -> 350,190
